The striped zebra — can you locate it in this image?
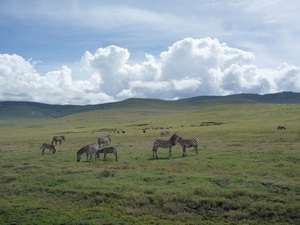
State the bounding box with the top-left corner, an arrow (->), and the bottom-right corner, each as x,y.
98,135 -> 111,148
178,137 -> 198,157
152,133 -> 181,159
96,146 -> 118,161
77,142 -> 99,162
51,135 -> 65,145
40,143 -> 56,155
160,131 -> 169,137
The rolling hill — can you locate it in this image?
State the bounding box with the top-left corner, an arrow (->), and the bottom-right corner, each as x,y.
0,91 -> 300,122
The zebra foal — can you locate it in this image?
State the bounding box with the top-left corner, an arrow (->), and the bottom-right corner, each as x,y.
178,137 -> 198,157
96,146 -> 118,161
77,142 -> 99,162
152,133 -> 180,159
51,135 -> 65,145
98,135 -> 111,148
40,143 -> 56,155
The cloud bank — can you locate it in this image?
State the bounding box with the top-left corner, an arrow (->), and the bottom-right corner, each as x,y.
0,37 -> 299,105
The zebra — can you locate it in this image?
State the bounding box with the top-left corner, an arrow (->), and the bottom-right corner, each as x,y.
51,135 -> 65,145
40,143 -> 56,155
161,131 -> 169,137
96,146 -> 118,161
277,126 -> 286,130
77,142 -> 99,162
97,135 -> 111,148
178,137 -> 198,157
152,133 -> 181,159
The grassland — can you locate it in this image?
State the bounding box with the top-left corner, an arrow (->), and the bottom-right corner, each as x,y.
0,103 -> 300,224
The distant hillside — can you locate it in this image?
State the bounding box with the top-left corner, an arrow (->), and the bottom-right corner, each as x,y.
0,91 -> 299,122
180,91 -> 300,106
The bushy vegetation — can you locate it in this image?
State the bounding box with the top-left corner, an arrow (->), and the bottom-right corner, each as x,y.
0,103 -> 300,224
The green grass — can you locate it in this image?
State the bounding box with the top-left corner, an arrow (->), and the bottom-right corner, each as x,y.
1,104 -> 300,224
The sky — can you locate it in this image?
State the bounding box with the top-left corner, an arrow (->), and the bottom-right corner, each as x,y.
0,0 -> 300,105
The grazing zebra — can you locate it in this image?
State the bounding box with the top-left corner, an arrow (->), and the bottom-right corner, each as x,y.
152,133 -> 181,159
277,126 -> 286,130
51,135 -> 65,145
97,135 -> 111,147
96,146 -> 118,161
178,137 -> 198,157
77,142 -> 99,162
161,131 -> 169,137
40,143 -> 56,155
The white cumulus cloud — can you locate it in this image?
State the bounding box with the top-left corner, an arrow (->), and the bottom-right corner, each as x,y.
0,37 -> 299,105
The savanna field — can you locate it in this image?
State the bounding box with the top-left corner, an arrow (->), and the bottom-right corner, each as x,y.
0,103 -> 300,224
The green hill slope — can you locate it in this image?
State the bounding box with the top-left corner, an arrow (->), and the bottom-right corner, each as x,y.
0,91 -> 299,123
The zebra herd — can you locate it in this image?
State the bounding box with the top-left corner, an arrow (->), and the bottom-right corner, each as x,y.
75,135 -> 117,162
40,133 -> 199,161
40,135 -> 117,162
39,135 -> 65,155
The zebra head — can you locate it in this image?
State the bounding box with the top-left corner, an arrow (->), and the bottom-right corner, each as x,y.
107,135 -> 111,141
62,136 -> 65,141
96,150 -> 101,159
77,153 -> 82,162
169,133 -> 180,145
77,147 -> 85,162
52,145 -> 56,154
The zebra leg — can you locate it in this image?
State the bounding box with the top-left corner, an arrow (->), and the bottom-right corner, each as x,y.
169,147 -> 172,157
182,146 -> 186,157
155,150 -> 158,158
103,153 -> 107,161
115,153 -> 118,161
153,147 -> 158,159
42,148 -> 45,155
195,145 -> 198,155
153,148 -> 158,159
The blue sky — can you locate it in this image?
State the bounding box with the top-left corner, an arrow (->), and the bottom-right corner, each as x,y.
0,0 -> 299,105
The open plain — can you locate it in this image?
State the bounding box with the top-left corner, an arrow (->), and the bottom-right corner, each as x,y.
0,100 -> 300,224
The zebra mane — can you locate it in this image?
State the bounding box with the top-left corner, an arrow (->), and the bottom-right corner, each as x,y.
77,146 -> 87,154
